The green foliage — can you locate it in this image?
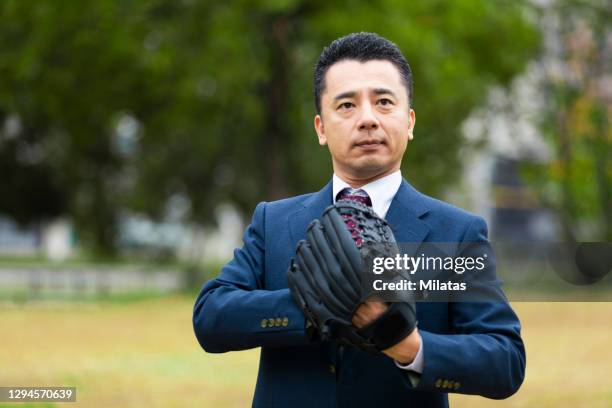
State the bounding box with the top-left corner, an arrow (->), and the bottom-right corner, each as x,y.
0,0 -> 540,254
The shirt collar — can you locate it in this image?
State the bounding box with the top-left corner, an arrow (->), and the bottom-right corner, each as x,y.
332,170 -> 402,218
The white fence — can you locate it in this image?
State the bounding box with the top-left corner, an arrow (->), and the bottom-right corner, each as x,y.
0,267 -> 184,297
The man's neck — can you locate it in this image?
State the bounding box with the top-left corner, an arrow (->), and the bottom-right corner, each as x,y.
334,167 -> 401,188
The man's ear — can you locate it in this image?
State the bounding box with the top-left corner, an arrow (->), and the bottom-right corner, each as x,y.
407,109 -> 416,141
314,115 -> 327,145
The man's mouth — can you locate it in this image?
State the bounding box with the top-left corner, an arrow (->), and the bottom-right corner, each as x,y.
355,139 -> 385,148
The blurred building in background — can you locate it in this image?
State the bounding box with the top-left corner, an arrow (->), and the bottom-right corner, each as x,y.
0,216 -> 74,259
0,206 -> 243,264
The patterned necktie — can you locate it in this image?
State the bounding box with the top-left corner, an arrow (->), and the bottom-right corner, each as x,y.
336,188 -> 372,247
336,187 -> 372,207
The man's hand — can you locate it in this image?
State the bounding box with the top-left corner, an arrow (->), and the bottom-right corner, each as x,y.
353,300 -> 421,364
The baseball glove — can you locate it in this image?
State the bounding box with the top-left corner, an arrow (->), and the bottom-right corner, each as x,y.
287,200 -> 417,353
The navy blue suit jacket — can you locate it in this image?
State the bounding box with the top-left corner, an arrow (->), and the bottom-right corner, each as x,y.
193,179 -> 525,407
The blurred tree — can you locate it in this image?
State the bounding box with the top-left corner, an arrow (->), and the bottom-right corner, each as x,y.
0,1 -> 161,256
0,0 -> 540,255
525,0 -> 611,241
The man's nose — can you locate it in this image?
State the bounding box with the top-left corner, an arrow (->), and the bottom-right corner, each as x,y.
357,104 -> 379,131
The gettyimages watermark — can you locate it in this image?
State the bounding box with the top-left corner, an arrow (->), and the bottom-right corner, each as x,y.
357,241 -> 612,302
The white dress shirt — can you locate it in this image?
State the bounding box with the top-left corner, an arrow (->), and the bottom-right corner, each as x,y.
332,170 -> 402,218
332,170 -> 424,375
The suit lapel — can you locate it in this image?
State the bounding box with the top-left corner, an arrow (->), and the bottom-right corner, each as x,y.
385,179 -> 431,245
288,181 -> 333,247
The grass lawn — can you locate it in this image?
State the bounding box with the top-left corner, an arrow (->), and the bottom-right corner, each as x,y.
1,297 -> 610,407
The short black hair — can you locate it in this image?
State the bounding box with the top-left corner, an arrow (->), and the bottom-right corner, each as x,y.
314,32 -> 413,114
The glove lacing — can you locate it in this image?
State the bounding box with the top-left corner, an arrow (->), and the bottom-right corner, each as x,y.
339,205 -> 392,248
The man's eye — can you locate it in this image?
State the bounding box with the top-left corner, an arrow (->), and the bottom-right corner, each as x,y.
378,98 -> 393,106
338,102 -> 354,110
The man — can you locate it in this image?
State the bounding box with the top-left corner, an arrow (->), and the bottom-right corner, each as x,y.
193,32 -> 525,407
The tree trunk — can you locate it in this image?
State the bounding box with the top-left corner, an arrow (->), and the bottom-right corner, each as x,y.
262,15 -> 292,201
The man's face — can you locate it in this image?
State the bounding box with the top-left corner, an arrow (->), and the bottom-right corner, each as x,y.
314,59 -> 415,184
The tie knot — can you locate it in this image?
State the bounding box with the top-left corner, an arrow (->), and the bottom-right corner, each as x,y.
336,188 -> 372,207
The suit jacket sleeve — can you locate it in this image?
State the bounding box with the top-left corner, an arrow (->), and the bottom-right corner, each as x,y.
408,216 -> 526,399
193,202 -> 310,353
